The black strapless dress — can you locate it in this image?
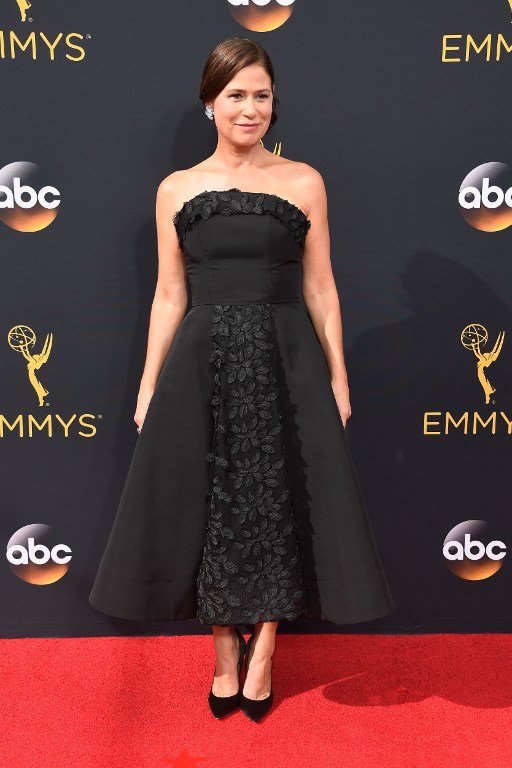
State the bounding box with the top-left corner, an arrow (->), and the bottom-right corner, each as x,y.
88,188 -> 395,626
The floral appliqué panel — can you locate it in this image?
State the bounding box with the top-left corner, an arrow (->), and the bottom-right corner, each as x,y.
196,303 -> 308,625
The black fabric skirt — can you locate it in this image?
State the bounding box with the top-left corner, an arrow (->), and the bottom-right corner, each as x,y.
88,301 -> 395,626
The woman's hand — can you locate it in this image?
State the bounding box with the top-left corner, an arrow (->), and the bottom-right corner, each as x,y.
134,382 -> 155,432
331,377 -> 351,428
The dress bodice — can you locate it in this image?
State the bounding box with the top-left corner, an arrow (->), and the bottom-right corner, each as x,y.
173,189 -> 311,306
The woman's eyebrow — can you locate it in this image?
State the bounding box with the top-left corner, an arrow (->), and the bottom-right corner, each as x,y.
225,88 -> 272,93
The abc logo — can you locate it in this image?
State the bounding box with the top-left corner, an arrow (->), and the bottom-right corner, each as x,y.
458,162 -> 512,232
6,524 -> 72,584
0,161 -> 60,232
227,0 -> 295,32
443,520 -> 506,580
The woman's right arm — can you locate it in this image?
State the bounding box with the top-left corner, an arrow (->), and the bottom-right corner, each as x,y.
134,174 -> 188,430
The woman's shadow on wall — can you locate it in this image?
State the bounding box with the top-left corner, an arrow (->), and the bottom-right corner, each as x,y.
339,249 -> 512,631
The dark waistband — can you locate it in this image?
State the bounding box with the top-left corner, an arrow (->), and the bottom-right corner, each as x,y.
191,297 -> 303,307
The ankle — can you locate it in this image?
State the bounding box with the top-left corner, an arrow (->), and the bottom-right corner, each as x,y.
213,629 -> 240,666
248,635 -> 275,663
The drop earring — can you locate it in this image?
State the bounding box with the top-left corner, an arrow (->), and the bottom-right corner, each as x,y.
205,105 -> 214,120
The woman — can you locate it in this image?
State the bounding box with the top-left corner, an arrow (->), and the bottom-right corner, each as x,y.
89,37 -> 395,722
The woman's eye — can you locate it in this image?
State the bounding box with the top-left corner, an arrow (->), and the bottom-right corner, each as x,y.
229,94 -> 269,99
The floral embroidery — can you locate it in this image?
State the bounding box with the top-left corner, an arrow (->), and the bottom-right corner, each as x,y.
196,303 -> 308,625
173,188 -> 311,249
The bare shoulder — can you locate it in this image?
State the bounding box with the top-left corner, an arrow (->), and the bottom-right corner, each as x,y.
292,161 -> 325,196
157,169 -> 187,209
157,164 -> 210,213
283,160 -> 327,218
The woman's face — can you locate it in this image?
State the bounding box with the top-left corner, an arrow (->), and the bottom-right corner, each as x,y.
210,64 -> 274,144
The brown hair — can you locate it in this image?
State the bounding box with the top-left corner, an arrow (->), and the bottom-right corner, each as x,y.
199,37 -> 279,131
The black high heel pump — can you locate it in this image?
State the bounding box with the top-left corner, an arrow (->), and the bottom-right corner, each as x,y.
240,632 -> 273,722
208,626 -> 247,718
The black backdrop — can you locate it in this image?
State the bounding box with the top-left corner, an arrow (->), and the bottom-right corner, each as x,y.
1,0 -> 512,638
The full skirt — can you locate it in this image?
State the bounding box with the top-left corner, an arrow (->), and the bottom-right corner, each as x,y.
88,302 -> 395,626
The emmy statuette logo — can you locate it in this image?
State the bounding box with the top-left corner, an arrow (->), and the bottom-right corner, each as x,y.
2,324 -> 100,438
8,324 -> 52,407
15,0 -> 31,23
460,324 -> 505,404
423,324 -> 509,435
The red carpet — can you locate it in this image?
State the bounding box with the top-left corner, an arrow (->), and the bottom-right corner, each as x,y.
2,633 -> 512,767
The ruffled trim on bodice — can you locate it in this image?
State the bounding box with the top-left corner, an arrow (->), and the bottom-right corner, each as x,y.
173,188 -> 312,249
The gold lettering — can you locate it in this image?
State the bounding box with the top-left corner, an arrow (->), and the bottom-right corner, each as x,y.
0,31 -> 86,61
423,412 -> 512,435
10,31 -> 36,59
28,414 -> 51,437
78,414 -> 96,437
0,414 -> 97,437
496,34 -> 512,61
466,34 -> 492,61
473,412 -> 496,434
446,412 -> 469,434
39,32 -> 63,61
500,412 -> 512,434
442,34 -> 462,62
66,33 -> 85,62
424,412 -> 442,435
0,415 -> 23,437
55,414 -> 77,437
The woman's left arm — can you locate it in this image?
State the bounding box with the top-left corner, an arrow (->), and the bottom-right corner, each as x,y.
300,167 -> 351,427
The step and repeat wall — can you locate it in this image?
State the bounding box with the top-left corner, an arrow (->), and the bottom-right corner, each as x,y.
1,0 -> 512,638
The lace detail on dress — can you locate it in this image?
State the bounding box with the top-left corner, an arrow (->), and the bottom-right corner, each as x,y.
196,303 -> 308,625
173,188 -> 312,250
